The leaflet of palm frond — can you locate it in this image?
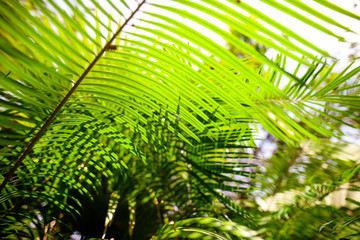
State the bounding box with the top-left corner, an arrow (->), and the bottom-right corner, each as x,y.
156,217 -> 262,240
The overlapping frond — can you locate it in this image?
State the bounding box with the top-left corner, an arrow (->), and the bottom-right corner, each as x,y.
257,57 -> 360,142
0,0 -> 360,238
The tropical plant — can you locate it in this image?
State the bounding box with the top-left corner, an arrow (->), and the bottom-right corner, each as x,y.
1,0 -> 360,239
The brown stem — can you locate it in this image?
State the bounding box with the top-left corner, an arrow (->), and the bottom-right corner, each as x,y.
0,0 -> 146,192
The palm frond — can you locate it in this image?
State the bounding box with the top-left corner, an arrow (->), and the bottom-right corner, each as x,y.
1,0 -> 360,238
156,217 -> 262,240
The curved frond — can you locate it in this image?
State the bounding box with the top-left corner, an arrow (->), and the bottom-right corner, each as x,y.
0,0 -> 359,238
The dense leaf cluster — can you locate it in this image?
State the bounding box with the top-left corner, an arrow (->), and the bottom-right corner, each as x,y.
0,0 -> 359,239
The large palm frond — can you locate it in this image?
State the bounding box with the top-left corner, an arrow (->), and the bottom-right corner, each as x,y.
1,0 -> 360,238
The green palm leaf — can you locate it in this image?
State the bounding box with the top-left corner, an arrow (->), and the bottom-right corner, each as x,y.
1,0 -> 360,238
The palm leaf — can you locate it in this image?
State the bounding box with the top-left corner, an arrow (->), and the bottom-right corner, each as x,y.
1,0 -> 360,238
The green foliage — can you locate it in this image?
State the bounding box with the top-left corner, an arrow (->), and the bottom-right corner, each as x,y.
0,0 -> 360,239
156,217 -> 262,240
